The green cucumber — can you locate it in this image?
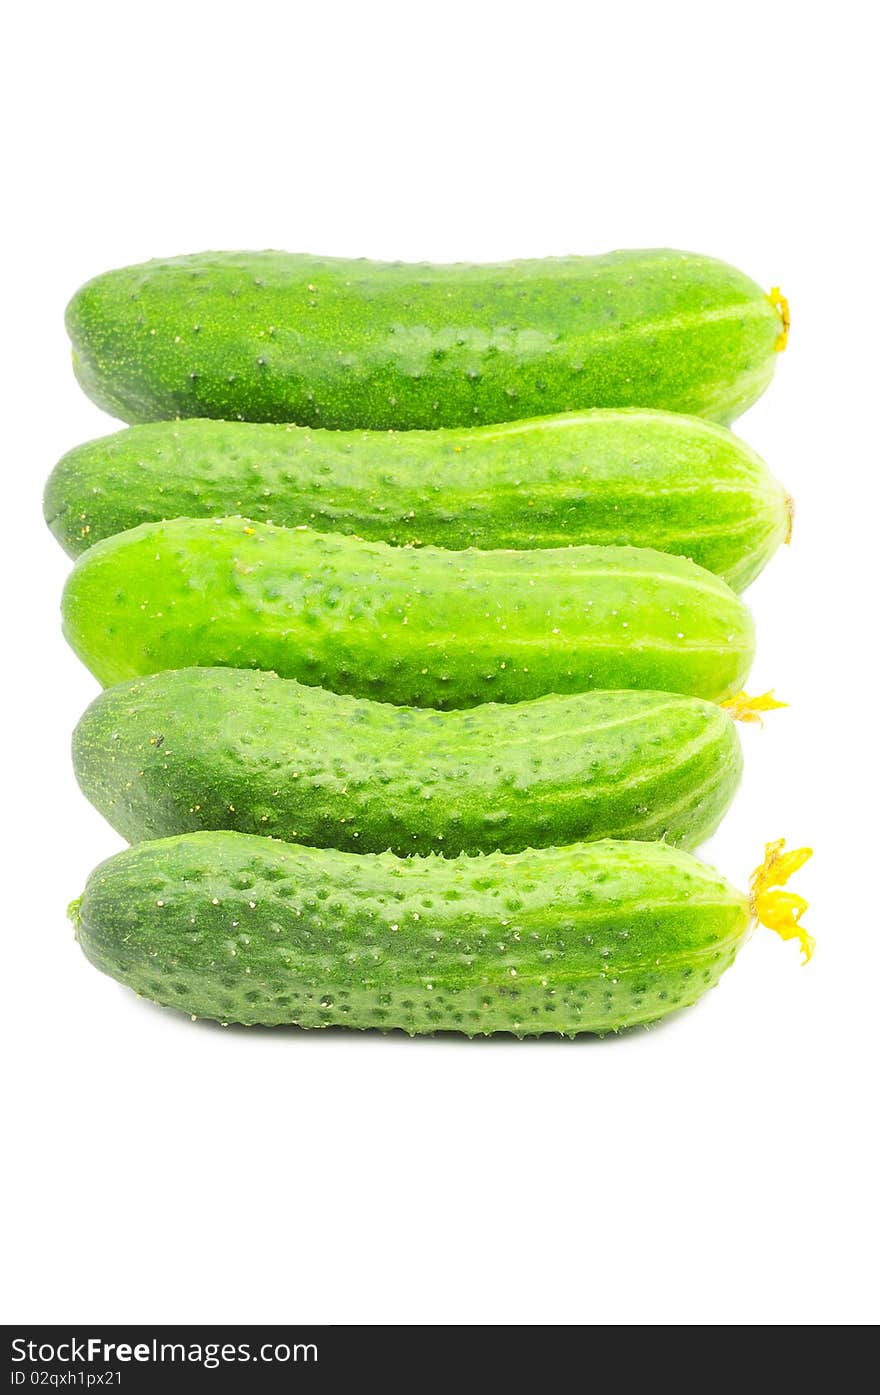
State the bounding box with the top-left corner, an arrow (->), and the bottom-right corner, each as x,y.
70,830 -> 754,1034
61,518 -> 755,706
73,669 -> 742,855
65,249 -> 786,429
44,410 -> 791,590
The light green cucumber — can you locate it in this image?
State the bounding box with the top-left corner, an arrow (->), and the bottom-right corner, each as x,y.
70,831 -> 756,1034
73,669 -> 742,855
61,518 -> 755,706
65,249 -> 787,429
44,410 -> 791,590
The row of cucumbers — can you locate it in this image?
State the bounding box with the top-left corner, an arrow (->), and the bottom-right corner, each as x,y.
52,247 -> 811,1037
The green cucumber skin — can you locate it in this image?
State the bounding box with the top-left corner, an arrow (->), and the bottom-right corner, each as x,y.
73,669 -> 742,856
72,831 -> 751,1035
45,410 -> 789,591
65,249 -> 783,430
61,518 -> 755,707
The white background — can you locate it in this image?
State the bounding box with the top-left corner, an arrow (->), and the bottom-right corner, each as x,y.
3,0 -> 877,1327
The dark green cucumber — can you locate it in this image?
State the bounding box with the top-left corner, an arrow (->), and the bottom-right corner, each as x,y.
70,831 -> 752,1034
65,249 -> 786,429
61,518 -> 755,706
44,410 -> 791,590
73,669 -> 742,855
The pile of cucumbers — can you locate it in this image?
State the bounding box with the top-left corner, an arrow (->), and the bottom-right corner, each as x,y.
48,247 -> 812,1037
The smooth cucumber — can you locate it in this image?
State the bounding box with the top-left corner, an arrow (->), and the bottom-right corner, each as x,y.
70,831 -> 751,1034
65,249 -> 786,429
73,669 -> 742,855
61,518 -> 755,706
44,410 -> 791,590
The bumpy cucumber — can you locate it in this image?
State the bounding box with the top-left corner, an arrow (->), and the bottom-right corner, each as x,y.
44,410 -> 790,590
73,669 -> 742,855
65,249 -> 786,429
71,831 -> 752,1034
62,518 -> 755,706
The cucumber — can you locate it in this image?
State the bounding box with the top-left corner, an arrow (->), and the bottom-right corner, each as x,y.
69,830 -> 754,1034
44,410 -> 791,591
65,249 -> 786,429
73,669 -> 742,855
61,518 -> 755,706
